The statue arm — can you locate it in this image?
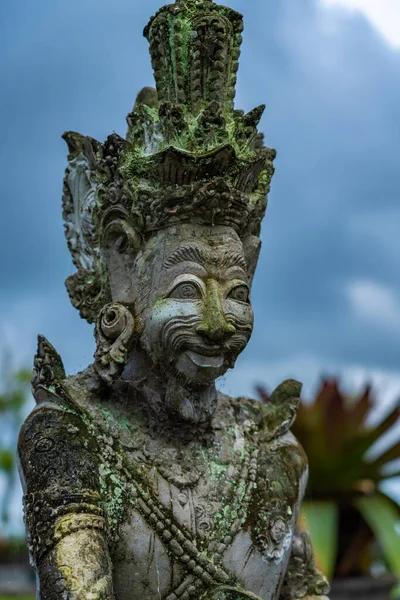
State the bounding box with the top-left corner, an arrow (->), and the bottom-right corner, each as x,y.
19,404 -> 114,599
256,380 -> 330,600
279,532 -> 330,600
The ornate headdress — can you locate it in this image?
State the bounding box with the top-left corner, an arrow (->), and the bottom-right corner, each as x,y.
62,0 -> 276,323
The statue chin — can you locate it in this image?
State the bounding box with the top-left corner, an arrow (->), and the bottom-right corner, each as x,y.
175,350 -> 227,386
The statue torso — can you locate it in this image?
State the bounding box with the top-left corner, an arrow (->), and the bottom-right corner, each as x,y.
62,370 -> 308,600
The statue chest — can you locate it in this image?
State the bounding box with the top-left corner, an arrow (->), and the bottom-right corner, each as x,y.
107,442 -> 298,600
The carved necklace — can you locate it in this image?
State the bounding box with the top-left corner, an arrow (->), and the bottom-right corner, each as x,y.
130,447 -> 260,600
75,396 -> 261,600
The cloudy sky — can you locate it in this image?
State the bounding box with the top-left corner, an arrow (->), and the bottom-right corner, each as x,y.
1,0 -> 400,528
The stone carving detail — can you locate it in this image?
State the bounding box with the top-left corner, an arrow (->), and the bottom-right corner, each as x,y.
94,302 -> 135,384
60,0 -> 275,324
280,533 -> 330,599
24,490 -> 105,564
32,335 -> 66,394
18,1 -> 330,599
255,499 -> 293,563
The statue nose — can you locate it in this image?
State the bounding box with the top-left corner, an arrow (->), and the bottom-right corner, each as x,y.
196,321 -> 236,343
196,280 -> 236,343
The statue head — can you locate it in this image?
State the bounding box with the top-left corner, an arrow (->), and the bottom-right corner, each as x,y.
62,0 -> 276,397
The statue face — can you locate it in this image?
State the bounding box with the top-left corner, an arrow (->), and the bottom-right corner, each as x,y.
135,225 -> 254,387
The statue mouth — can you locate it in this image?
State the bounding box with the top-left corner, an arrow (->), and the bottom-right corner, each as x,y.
186,350 -> 224,369
189,344 -> 224,358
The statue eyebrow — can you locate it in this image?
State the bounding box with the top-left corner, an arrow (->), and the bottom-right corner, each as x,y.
219,251 -> 248,271
164,244 -> 208,268
164,245 -> 247,272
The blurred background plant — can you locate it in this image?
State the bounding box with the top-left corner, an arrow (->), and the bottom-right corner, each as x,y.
0,360 -> 31,529
257,378 -> 400,598
0,356 -> 34,597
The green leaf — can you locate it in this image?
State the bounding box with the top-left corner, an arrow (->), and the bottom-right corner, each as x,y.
0,449 -> 14,473
391,582 -> 400,599
299,500 -> 338,579
356,493 -> 400,577
14,368 -> 32,384
373,442 -> 400,470
348,384 -> 373,428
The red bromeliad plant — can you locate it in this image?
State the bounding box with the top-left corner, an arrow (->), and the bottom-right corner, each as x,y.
257,379 -> 400,584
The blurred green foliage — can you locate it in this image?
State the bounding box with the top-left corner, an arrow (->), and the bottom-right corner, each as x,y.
0,363 -> 31,527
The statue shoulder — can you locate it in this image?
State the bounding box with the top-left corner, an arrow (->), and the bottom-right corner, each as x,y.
20,335 -> 102,486
217,391 -> 265,426
19,400 -> 94,458
258,379 -> 302,443
218,379 -> 303,444
18,401 -> 101,500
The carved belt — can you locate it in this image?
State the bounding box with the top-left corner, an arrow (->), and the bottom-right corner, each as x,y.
130,448 -> 260,600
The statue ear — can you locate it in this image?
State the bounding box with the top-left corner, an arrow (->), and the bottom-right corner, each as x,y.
94,302 -> 136,385
102,218 -> 142,303
242,235 -> 262,287
103,218 -> 141,255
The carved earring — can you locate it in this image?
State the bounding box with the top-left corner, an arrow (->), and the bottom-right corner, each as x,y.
94,302 -> 135,385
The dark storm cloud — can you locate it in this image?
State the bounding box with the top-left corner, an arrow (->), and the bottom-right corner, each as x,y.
1,0 -> 399,378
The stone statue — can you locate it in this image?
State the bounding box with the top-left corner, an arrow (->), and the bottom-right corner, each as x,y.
18,1 -> 330,599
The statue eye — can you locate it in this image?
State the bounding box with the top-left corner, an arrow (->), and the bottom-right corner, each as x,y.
228,285 -> 249,303
168,282 -> 202,300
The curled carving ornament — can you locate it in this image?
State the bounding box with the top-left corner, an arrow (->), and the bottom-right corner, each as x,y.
62,145 -> 112,323
94,303 -> 136,384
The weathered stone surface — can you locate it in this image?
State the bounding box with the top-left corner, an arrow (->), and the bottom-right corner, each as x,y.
18,1 -> 330,599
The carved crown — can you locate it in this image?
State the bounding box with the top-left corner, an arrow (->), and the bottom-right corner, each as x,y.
62,0 -> 276,323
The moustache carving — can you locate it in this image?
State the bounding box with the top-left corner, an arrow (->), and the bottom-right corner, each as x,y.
160,313 -> 253,367
223,312 -> 253,367
161,315 -> 203,363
